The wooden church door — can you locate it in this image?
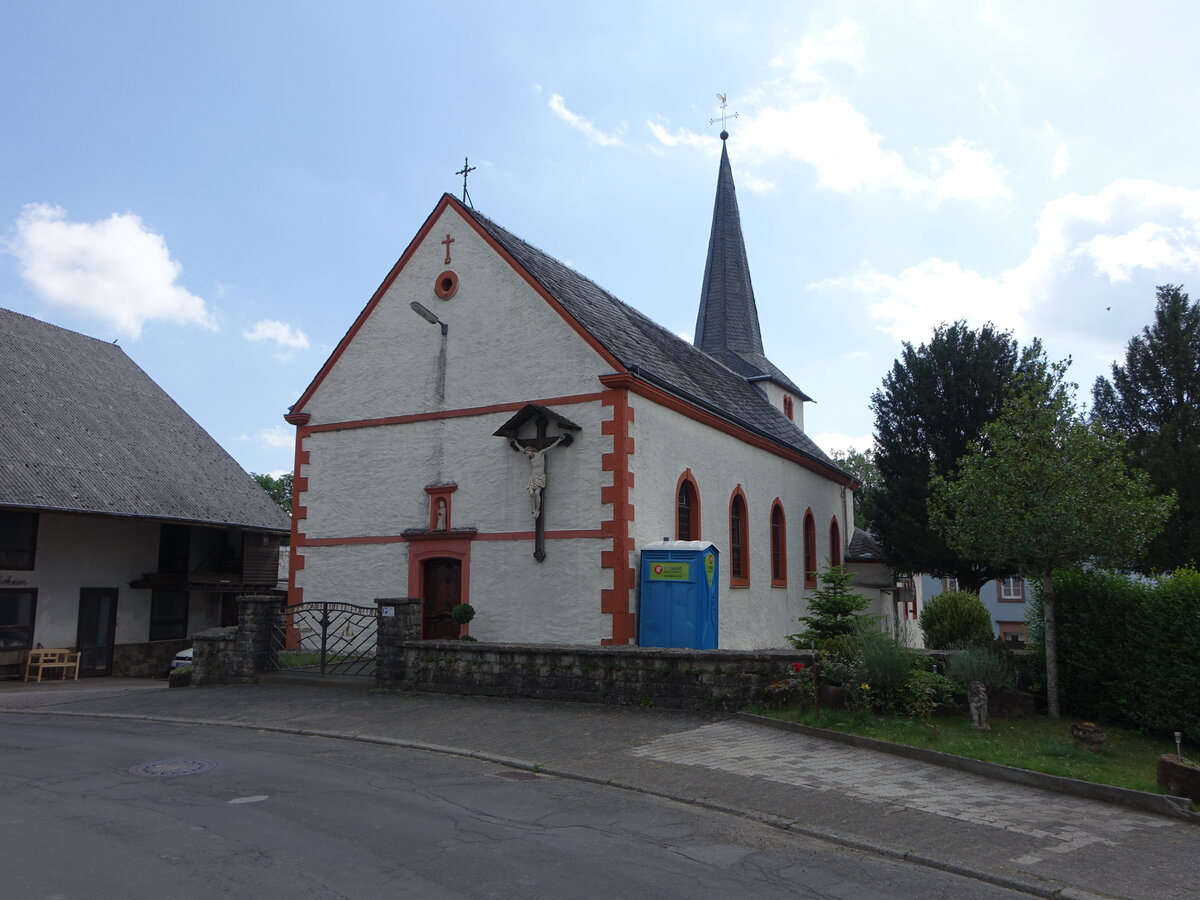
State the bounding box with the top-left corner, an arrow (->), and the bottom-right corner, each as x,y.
421,558 -> 461,639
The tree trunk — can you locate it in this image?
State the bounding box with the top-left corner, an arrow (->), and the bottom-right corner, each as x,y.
1042,571 -> 1060,718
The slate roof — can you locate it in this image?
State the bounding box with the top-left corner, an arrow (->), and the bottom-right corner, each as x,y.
458,204 -> 849,482
693,140 -> 809,400
848,528 -> 886,562
0,307 -> 290,531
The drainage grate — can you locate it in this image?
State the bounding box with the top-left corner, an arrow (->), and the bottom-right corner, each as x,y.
130,759 -> 216,778
492,770 -> 546,782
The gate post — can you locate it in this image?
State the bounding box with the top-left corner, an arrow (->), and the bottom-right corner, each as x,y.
375,598 -> 423,689
237,594 -> 284,680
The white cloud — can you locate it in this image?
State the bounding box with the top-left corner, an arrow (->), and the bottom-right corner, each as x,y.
257,426 -> 294,450
8,203 -> 217,339
548,94 -> 623,147
813,179 -> 1200,349
772,19 -> 864,82
1052,141 -> 1070,180
647,22 -> 1008,206
244,318 -> 310,350
929,138 -> 1011,203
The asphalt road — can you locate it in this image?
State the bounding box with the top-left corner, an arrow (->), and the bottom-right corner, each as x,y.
1,714 -> 1025,899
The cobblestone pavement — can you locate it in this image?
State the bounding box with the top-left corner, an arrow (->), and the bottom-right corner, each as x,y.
632,722 -> 1175,868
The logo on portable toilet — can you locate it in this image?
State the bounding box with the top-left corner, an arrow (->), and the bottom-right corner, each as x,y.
704,552 -> 715,587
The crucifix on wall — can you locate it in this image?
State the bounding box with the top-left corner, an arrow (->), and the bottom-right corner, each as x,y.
493,404 -> 581,562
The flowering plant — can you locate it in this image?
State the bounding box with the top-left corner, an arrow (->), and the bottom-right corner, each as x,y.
762,661 -> 816,708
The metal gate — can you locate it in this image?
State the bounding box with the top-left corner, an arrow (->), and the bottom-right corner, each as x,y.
271,601 -> 378,676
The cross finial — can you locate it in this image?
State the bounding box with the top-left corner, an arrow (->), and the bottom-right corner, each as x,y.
455,157 -> 476,207
709,92 -> 738,141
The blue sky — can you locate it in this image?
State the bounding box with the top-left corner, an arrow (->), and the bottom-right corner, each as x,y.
4,1 -> 1200,476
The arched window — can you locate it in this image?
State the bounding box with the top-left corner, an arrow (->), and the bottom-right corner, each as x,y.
803,509 -> 817,588
829,517 -> 842,568
676,471 -> 700,542
770,500 -> 787,586
729,489 -> 749,586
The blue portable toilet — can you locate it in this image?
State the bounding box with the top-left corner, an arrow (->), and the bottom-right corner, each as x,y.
637,540 -> 719,649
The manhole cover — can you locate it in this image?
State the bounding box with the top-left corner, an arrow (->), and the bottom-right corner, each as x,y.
492,770 -> 545,782
130,759 -> 216,778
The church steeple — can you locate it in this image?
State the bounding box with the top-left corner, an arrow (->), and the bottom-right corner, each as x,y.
693,136 -> 808,399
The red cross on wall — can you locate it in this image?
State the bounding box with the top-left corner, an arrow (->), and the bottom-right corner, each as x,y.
441,234 -> 454,265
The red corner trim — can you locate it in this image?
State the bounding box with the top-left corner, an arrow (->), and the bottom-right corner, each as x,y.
599,372 -> 854,488
600,387 -> 636,645
287,428 -> 312,607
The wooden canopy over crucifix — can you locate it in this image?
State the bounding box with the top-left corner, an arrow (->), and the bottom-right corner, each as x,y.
493,404 -> 581,562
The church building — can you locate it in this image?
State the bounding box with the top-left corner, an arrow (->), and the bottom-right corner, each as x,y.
285,137 -> 862,649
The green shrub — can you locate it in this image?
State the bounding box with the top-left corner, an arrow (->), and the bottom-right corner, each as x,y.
787,565 -> 873,646
919,590 -> 994,649
856,625 -> 915,709
451,603 -> 476,625
944,644 -> 1016,691
899,669 -> 961,719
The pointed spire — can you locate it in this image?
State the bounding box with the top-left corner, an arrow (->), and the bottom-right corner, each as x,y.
695,139 -> 763,360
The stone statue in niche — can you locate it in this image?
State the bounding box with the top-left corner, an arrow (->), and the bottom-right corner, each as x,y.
509,433 -> 571,519
434,499 -> 447,531
967,680 -> 991,731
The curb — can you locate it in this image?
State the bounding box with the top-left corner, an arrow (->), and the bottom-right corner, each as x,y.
738,712 -> 1200,824
6,704 -> 1098,898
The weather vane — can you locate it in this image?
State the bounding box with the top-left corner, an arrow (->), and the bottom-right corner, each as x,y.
709,93 -> 738,140
455,157 -> 476,208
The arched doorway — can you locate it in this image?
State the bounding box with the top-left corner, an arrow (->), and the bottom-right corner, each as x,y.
421,558 -> 461,639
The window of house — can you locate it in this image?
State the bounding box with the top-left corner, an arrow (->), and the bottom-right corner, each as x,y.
803,510 -> 817,588
783,395 -> 794,421
676,474 -> 700,542
829,517 -> 842,568
998,577 -> 1025,601
729,491 -> 749,586
998,622 -> 1026,646
0,510 -> 38,570
942,577 -> 960,593
149,590 -> 189,641
0,589 -> 36,649
770,502 -> 787,586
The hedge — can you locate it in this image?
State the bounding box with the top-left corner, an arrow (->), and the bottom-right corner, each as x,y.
1029,569 -> 1200,741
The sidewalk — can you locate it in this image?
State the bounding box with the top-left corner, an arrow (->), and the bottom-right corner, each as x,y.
2,676 -> 1196,899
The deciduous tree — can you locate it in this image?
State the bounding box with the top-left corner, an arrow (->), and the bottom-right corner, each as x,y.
829,446 -> 879,530
929,349 -> 1173,717
251,472 -> 293,513
1092,284 -> 1200,571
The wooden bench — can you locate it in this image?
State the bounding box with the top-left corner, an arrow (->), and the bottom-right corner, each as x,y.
24,648 -> 81,682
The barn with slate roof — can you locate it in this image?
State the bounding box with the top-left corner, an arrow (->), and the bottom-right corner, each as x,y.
0,308 -> 289,676
285,137 -> 895,648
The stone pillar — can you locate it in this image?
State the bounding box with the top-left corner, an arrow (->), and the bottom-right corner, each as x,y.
236,594 -> 283,680
376,598 -> 423,689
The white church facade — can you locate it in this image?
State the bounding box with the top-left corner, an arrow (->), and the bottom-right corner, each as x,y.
285,140 -> 883,649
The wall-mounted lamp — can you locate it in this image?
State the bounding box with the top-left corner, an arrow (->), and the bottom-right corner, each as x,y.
410,301 -> 448,335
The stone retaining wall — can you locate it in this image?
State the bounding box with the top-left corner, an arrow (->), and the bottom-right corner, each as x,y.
378,639 -> 816,710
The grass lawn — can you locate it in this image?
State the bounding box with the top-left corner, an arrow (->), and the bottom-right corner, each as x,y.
748,705 -> 1179,795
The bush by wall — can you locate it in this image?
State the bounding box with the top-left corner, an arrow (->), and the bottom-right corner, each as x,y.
919,590 -> 994,649
1030,569 -> 1200,741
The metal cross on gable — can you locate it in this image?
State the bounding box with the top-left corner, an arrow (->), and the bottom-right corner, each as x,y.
455,156 -> 476,207
709,92 -> 738,139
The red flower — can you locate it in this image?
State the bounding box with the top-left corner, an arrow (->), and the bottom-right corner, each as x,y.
791,662 -> 806,672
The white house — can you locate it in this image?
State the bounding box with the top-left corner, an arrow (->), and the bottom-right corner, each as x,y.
286,138 -> 880,649
0,308 -> 289,677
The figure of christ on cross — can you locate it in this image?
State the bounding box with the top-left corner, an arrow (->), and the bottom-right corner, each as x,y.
509,432 -> 571,519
